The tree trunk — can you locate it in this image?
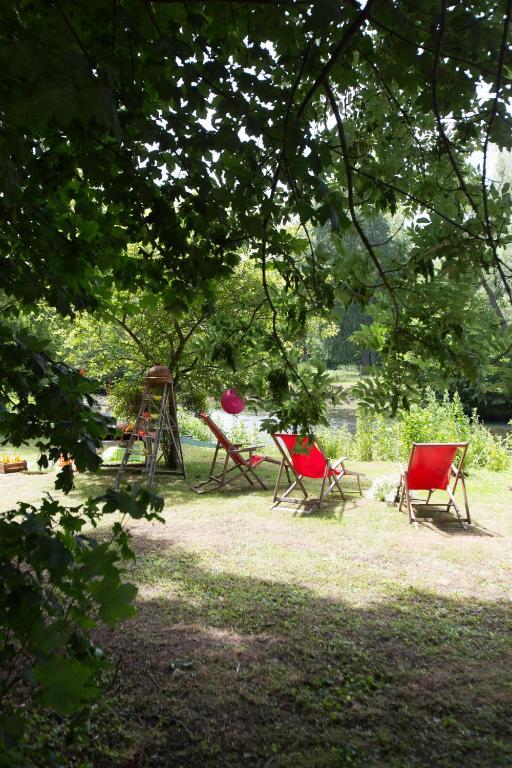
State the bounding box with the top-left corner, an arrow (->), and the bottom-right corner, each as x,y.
162,381 -> 181,470
481,276 -> 509,328
360,347 -> 375,370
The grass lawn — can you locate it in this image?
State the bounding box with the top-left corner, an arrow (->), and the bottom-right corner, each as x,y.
328,365 -> 361,391
1,444 -> 512,767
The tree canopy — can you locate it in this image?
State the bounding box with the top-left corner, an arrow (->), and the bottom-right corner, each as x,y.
1,0 -> 512,441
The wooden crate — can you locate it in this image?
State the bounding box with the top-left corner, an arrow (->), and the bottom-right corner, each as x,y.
0,461 -> 27,474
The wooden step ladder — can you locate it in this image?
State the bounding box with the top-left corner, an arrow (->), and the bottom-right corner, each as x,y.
115,367 -> 185,489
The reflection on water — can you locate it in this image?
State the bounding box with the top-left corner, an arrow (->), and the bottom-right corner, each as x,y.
486,422 -> 512,438
210,408 -> 510,441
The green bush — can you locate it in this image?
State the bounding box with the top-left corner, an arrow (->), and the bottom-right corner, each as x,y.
107,382 -> 211,440
317,390 -> 511,472
107,379 -> 142,421
316,423 -> 354,459
230,419 -> 266,446
177,408 -> 211,442
398,391 -> 470,456
353,410 -> 375,461
467,419 -> 511,471
177,408 -> 269,447
397,390 -> 509,471
0,485 -> 163,760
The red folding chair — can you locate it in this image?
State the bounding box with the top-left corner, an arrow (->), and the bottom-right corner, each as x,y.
192,412 -> 281,494
272,433 -> 364,512
395,442 -> 471,528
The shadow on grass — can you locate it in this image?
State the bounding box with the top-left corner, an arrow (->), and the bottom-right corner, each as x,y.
74,459 -> 370,510
421,518 -> 498,537
73,456 -> 485,537
284,496 -> 363,521
393,502 -> 497,537
90,537 -> 512,768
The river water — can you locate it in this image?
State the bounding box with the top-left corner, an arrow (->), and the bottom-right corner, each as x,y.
94,395 -> 510,442
210,407 -> 511,442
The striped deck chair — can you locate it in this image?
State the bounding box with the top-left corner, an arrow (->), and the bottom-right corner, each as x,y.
192,412 -> 281,494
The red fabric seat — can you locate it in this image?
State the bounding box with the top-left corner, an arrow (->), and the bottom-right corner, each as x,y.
395,442 -> 471,528
272,433 -> 364,511
192,413 -> 280,494
407,443 -> 460,490
277,434 -> 338,478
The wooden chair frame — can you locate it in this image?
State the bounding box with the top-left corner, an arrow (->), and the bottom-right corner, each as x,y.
192,414 -> 281,494
272,434 -> 364,512
395,442 -> 471,529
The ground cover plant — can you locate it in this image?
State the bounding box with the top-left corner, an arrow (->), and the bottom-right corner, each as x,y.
0,447 -> 511,767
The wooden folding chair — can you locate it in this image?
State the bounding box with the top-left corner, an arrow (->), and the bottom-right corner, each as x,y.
192,412 -> 281,494
395,442 -> 471,528
272,433 -> 364,512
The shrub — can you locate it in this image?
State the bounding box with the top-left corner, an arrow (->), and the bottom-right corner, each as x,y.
177,408 -> 211,442
399,390 -> 470,457
467,419 -> 511,471
230,418 -> 267,446
107,380 -> 208,428
315,423 -> 353,459
318,390 -> 511,472
107,379 -> 142,421
354,410 -> 376,461
397,390 -> 509,471
178,408 -> 270,447
0,485 -> 163,760
352,411 -> 400,462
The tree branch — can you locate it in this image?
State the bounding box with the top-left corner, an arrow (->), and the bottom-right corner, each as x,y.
296,0 -> 376,121
431,0 -> 482,222
481,0 -> 512,305
324,81 -> 399,318
103,311 -> 151,359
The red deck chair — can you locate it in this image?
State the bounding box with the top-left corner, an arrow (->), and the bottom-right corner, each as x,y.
395,442 -> 471,528
192,412 -> 281,494
272,433 -> 364,512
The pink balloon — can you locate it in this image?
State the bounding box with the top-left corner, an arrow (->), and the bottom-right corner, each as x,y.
220,388 -> 245,415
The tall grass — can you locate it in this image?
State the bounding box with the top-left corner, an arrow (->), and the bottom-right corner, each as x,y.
318,390 -> 511,472
348,390 -> 510,471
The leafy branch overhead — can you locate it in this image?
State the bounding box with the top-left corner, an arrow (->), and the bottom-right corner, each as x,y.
1,0 -> 512,425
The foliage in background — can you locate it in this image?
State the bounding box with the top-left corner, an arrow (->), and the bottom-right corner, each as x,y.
0,326 -> 110,493
19,260 -> 338,421
106,379 -> 143,423
325,303 -> 365,368
0,485 -> 163,761
179,410 -> 265,447
351,254 -> 512,415
318,391 -> 511,472
178,410 -> 212,443
177,388 -> 511,473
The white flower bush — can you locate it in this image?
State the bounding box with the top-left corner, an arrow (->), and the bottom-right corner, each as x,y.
366,475 -> 400,505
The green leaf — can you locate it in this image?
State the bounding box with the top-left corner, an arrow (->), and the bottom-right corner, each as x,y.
33,657 -> 99,715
